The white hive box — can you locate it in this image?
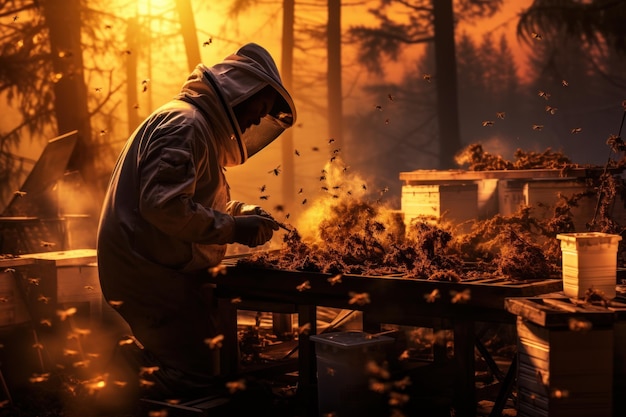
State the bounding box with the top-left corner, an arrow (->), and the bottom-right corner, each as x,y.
401,183 -> 478,229
524,179 -> 596,232
557,232 -> 621,299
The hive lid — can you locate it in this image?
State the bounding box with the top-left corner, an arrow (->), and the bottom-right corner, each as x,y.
310,331 -> 394,348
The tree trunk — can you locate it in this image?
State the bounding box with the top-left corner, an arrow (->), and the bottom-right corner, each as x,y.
281,0 -> 296,208
176,0 -> 201,72
42,0 -> 98,199
327,0 -> 342,147
433,0 -> 461,169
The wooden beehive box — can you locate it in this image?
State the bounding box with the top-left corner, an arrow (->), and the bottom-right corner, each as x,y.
19,249 -> 101,325
0,256 -> 34,328
399,168 -> 625,231
400,183 -> 478,228
506,297 -> 617,417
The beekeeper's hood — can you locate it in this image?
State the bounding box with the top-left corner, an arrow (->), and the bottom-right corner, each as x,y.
204,43 -> 296,163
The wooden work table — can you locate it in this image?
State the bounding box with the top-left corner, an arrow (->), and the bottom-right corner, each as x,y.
204,260 -> 563,417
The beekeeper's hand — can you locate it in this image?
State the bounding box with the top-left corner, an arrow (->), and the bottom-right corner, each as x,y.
232,215 -> 279,247
226,200 -> 270,217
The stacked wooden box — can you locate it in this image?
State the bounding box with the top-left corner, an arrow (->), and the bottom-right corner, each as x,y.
0,256 -> 34,329
399,168 -> 624,231
19,249 -> 101,325
506,297 -> 625,417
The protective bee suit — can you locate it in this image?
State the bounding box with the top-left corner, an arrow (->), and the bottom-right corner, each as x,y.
96,43 -> 296,401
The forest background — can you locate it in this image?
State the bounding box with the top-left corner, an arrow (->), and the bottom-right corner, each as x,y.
0,0 -> 625,238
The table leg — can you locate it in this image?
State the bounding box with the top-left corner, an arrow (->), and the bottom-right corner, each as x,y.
453,318 -> 476,417
217,297 -> 239,376
297,304 -> 317,416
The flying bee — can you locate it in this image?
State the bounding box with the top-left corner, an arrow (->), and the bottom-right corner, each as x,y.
348,292 -> 370,306
388,93 -> 394,101
139,379 -> 155,388
139,366 -> 160,376
205,334 -> 224,349
321,186 -> 329,191
3,268 -> 15,273
259,195 -> 270,200
109,300 -> 124,308
482,120 -> 495,127
538,90 -> 550,100
311,146 -> 319,152
398,350 -> 410,361
37,294 -> 51,304
298,188 -> 303,194
450,289 -> 471,304
40,319 -> 52,327
571,127 -> 582,134
294,149 -> 300,156
496,112 -> 506,119
208,264 -> 227,277
32,342 -> 44,350
532,124 -> 544,131
327,274 -> 343,285
385,119 -> 390,125
269,165 -> 281,176
63,348 -> 79,357
568,317 -> 592,332
296,281 -> 311,292
423,74 -> 432,82
302,198 -> 307,205
332,148 -> 340,154
545,105 -> 558,115
274,204 -> 284,212
319,175 -> 326,181
226,379 -> 246,394
57,307 -> 77,321
29,373 -> 50,383
561,79 -> 569,87
13,15 -> 18,22
230,297 -> 242,304
361,184 -> 367,190
531,32 -> 542,40
374,105 -> 383,111
424,289 -> 440,303
40,240 -> 55,247
330,156 -> 337,162
203,37 -> 213,47
259,184 -> 267,192
328,138 -> 335,143
551,388 -> 570,399
394,376 -> 412,390
141,79 -> 150,92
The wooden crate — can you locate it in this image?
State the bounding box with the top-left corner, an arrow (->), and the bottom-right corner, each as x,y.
401,183 -> 478,228
506,297 -> 618,417
19,249 -> 102,325
0,256 -> 34,328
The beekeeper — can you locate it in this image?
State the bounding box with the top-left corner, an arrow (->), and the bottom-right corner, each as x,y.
96,43 -> 296,401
